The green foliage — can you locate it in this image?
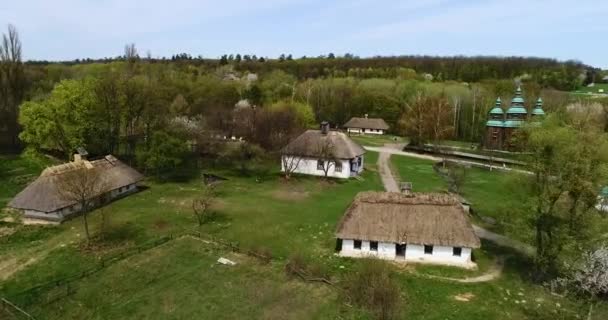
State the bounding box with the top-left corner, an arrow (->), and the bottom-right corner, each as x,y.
136,131 -> 189,178
521,115 -> 608,277
267,100 -> 316,128
343,259 -> 403,320
19,78 -> 97,158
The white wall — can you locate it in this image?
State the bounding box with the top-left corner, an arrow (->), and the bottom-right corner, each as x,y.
338,238 -> 475,268
281,156 -> 357,179
347,128 -> 384,135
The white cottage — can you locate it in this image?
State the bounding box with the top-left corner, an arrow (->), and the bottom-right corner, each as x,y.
343,115 -> 389,135
335,191 -> 481,268
8,154 -> 143,223
281,122 -> 365,179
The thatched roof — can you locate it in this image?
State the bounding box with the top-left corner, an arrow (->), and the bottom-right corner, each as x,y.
343,117 -> 389,130
336,192 -> 481,248
281,130 -> 365,159
8,155 -> 143,213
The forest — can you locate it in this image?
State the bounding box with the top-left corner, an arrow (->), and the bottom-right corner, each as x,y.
1,25 -> 608,172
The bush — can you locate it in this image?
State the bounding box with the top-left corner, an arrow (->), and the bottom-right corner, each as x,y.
285,253 -> 330,280
342,259 -> 402,320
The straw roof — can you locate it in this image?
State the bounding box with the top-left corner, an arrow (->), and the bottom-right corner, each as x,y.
335,192 -> 481,248
343,117 -> 389,130
8,155 -> 143,213
281,130 -> 365,159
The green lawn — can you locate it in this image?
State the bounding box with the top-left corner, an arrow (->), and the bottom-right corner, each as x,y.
1,152 -> 606,319
389,155 -> 447,193
573,83 -> 608,95
21,237 -> 349,320
350,134 -> 406,147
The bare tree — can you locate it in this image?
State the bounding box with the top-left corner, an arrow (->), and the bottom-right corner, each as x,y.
315,138 -> 336,179
57,166 -> 108,244
281,154 -> 303,179
0,24 -> 25,149
192,186 -> 216,228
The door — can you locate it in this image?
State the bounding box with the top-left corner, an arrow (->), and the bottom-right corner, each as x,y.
395,244 -> 406,258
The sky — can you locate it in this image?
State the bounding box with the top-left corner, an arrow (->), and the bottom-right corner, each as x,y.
1,0 -> 607,68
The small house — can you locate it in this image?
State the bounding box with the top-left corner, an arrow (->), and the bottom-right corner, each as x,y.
335,191 -> 481,268
8,154 -> 143,223
281,122 -> 365,179
343,115 -> 389,135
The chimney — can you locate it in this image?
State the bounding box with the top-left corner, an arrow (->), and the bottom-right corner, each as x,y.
400,182 -> 413,196
320,121 -> 330,135
73,147 -> 89,162
364,114 -> 368,119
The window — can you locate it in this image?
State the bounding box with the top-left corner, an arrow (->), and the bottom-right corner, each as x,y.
453,247 -> 462,257
354,240 -> 362,250
335,161 -> 342,172
424,245 -> 433,255
317,160 -> 324,170
370,241 -> 378,251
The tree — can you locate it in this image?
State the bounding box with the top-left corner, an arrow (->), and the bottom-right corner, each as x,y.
19,79 -> 98,159
219,142 -> 263,175
398,94 -> 453,146
136,131 -> 189,178
192,185 -> 216,228
0,24 -> 25,150
521,116 -> 608,278
57,166 -> 108,245
315,138 -> 336,179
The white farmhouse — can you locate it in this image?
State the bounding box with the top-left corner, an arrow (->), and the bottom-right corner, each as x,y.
8,154 -> 143,223
343,115 -> 389,135
281,122 -> 365,179
335,191 -> 481,268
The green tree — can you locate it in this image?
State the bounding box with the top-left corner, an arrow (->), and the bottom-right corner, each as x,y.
521,116 -> 608,278
136,131 -> 189,177
19,79 -> 97,159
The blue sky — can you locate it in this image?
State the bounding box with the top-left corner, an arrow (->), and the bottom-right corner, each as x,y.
1,0 -> 607,68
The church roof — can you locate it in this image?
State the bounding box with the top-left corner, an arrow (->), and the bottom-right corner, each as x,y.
489,98 -> 504,114
507,86 -> 528,115
532,97 -> 545,116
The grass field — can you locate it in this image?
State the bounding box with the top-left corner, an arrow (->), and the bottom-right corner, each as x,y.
573,83 -> 608,95
2,152 -> 607,319
350,134 -> 406,147
390,155 -> 446,193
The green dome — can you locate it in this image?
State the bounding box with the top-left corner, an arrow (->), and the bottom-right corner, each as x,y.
486,120 -> 504,127
489,97 -> 504,114
504,120 -> 525,128
532,97 -> 545,116
507,86 -> 528,115
601,186 -> 608,197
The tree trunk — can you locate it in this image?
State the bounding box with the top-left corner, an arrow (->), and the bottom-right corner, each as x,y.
83,211 -> 91,245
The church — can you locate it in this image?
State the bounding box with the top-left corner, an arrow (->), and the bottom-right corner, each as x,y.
484,86 -> 545,150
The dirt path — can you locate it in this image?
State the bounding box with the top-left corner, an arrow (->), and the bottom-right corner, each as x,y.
373,144 -> 535,257
377,152 -> 399,192
419,257 -> 505,283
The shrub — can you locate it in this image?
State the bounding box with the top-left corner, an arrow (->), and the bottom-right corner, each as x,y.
342,259 -> 402,320
285,253 -> 330,280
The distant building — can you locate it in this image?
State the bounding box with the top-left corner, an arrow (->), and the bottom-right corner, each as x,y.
484,86 -> 545,150
335,191 -> 480,268
8,154 -> 143,223
343,115 -> 389,135
281,122 -> 365,179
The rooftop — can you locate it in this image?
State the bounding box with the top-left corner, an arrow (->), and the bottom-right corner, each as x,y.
335,191 -> 481,248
